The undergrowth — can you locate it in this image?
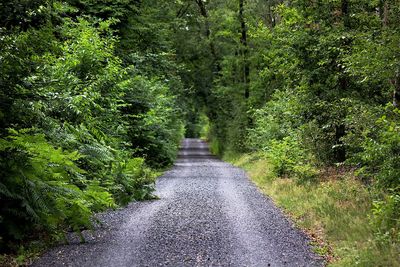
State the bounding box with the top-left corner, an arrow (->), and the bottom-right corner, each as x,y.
226,153 -> 400,267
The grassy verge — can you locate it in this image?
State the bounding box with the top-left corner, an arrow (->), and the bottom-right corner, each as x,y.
224,152 -> 399,266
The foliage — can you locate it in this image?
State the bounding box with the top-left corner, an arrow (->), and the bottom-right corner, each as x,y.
0,0 -> 185,256
267,136 -> 318,182
267,136 -> 303,177
121,75 -> 184,167
230,153 -> 399,266
181,0 -> 400,261
371,193 -> 400,244
0,129 -> 114,248
2,0 -> 400,264
350,107 -> 400,189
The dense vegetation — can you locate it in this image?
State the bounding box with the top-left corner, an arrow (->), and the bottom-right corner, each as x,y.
0,0 -> 185,256
184,0 -> 400,265
1,0 -> 399,265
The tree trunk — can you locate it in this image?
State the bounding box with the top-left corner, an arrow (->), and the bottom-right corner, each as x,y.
334,125 -> 346,163
333,0 -> 351,163
341,0 -> 350,28
239,0 -> 249,99
383,0 -> 389,27
391,71 -> 400,108
195,0 -> 220,73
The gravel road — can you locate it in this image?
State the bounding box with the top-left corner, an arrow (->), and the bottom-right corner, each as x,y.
33,138 -> 323,267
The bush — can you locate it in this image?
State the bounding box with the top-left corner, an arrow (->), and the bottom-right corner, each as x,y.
0,129 -> 115,250
267,136 -> 302,177
266,135 -> 317,181
350,107 -> 400,190
121,76 -> 184,167
248,88 -> 305,151
0,13 -> 182,253
112,158 -> 156,205
371,193 -> 400,243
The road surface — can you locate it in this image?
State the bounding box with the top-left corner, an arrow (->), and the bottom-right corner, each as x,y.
33,138 -> 322,267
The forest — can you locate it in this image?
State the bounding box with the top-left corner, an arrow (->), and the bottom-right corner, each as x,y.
0,0 -> 399,265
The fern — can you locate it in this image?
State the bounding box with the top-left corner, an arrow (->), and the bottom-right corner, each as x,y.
0,129 -> 112,246
0,13 -> 181,253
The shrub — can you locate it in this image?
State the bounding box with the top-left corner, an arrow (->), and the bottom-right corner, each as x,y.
0,129 -> 115,250
266,135 -> 317,181
350,106 -> 400,190
0,15 -> 177,253
371,193 -> 400,243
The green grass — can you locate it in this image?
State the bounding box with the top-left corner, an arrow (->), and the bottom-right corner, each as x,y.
225,153 -> 400,266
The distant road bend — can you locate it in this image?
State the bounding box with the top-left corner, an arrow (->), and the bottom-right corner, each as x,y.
33,138 -> 323,267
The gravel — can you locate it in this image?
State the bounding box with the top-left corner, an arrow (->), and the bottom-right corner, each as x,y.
32,138 -> 323,267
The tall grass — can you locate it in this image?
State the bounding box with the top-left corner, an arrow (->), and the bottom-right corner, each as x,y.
226,153 -> 400,266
